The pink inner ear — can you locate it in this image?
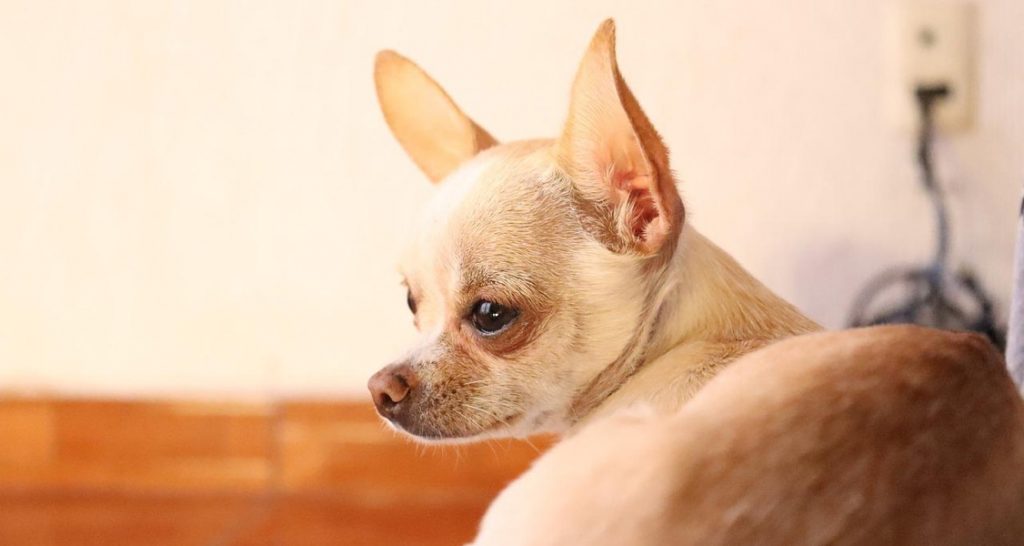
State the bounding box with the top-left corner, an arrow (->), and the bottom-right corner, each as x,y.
611,169 -> 650,191
628,189 -> 659,240
612,169 -> 660,241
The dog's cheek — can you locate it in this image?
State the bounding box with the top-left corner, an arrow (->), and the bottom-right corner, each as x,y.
479,357 -> 529,410
489,348 -> 569,421
522,322 -> 582,391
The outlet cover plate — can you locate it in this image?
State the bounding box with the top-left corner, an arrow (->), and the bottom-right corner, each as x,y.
884,1 -> 976,132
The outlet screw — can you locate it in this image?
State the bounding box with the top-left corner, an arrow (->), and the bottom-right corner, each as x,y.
918,27 -> 937,48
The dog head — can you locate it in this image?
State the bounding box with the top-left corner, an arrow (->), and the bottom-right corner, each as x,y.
368,20 -> 684,441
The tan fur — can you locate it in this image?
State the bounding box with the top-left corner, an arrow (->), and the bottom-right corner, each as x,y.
375,50 -> 497,183
370,19 -> 818,442
556,19 -> 682,257
474,326 -> 1024,545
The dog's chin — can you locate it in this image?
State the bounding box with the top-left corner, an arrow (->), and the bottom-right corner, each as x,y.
382,413 -> 523,445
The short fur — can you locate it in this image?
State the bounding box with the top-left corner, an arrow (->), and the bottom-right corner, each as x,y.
369,19 -> 818,441
473,326 -> 1024,545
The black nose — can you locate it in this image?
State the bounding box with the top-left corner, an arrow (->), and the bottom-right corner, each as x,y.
368,363 -> 418,417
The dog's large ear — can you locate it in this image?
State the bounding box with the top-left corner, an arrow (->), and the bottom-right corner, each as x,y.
374,50 -> 497,184
557,20 -> 683,256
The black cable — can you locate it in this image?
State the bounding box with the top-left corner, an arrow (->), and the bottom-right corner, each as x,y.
848,84 -> 1005,348
915,85 -> 949,191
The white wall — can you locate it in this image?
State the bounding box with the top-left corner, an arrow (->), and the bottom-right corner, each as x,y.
0,0 -> 1021,399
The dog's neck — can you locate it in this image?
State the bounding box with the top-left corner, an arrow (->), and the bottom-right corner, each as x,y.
649,227 -> 818,357
567,226 -> 820,429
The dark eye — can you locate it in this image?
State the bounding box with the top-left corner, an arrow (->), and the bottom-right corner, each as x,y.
470,300 -> 518,335
406,290 -> 417,314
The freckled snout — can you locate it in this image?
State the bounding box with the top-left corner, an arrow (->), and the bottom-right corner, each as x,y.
368,363 -> 419,421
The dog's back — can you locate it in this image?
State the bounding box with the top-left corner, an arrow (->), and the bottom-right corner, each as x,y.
474,326 -> 1024,545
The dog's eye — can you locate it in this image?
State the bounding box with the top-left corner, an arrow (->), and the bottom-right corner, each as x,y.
406,290 -> 417,314
470,300 -> 518,335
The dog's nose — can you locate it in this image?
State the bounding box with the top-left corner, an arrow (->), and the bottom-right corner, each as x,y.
368,363 -> 418,416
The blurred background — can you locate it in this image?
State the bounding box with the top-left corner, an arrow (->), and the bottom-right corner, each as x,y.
0,0 -> 1020,545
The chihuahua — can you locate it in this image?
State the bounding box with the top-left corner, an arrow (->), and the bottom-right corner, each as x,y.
368,19 -> 819,442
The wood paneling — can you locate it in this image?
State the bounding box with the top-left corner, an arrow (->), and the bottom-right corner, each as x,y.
0,399 -> 274,492
278,402 -> 547,497
232,494 -> 489,546
0,492 -> 257,546
0,400 -> 55,474
0,397 -> 550,545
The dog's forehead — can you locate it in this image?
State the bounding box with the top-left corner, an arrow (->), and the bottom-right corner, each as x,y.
400,152 -> 497,280
430,141 -> 557,218
402,140 -> 576,288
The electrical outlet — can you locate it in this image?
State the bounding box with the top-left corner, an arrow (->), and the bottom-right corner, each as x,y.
883,2 -> 976,131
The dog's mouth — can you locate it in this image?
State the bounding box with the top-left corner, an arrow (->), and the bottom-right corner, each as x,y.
389,411 -> 523,442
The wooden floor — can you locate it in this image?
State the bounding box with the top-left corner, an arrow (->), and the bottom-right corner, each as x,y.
0,398 -> 550,546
